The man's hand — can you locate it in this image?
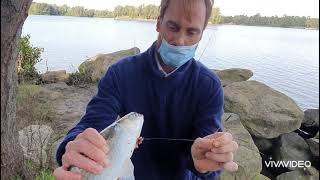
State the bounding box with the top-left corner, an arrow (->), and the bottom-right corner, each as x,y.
53,128 -> 110,180
135,137 -> 144,149
191,132 -> 239,173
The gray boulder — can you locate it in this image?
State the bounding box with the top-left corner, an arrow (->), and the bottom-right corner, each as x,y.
305,138 -> 319,157
220,113 -> 262,180
216,68 -> 253,87
18,125 -> 53,165
41,70 -> 69,83
224,80 -> 303,138
273,132 -> 312,170
252,174 -> 271,180
251,135 -> 276,152
303,109 -> 319,127
79,47 -> 140,82
276,166 -> 319,180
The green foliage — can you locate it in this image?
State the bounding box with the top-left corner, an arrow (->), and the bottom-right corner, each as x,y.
14,175 -> 23,180
29,2 -> 60,15
17,34 -> 43,83
28,2 -> 319,29
17,159 -> 54,180
29,2 -> 113,18
112,4 -> 160,19
65,6 -> 94,17
223,14 -> 319,29
209,8 -> 223,24
35,170 -> 55,180
66,71 -> 92,86
306,18 -> 319,29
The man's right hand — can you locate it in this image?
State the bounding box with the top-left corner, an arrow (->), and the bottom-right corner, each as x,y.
53,128 -> 110,180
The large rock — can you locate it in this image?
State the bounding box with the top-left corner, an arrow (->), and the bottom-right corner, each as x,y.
215,68 -> 253,86
251,135 -> 277,153
18,125 -> 54,165
276,166 -> 319,180
252,174 -> 271,180
79,47 -> 140,82
224,80 -> 303,138
305,138 -> 319,157
303,109 -> 319,127
273,132 -> 312,170
41,70 -> 69,83
220,113 -> 262,180
298,109 -> 320,139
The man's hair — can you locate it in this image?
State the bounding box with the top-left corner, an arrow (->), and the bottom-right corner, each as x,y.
159,0 -> 213,28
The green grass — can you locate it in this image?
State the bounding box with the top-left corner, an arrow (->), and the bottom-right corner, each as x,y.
35,170 -> 54,180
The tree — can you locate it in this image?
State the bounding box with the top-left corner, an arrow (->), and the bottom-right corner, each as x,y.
1,0 -> 33,179
58,4 -> 69,16
306,18 -> 319,29
210,7 -> 222,24
17,34 -> 44,82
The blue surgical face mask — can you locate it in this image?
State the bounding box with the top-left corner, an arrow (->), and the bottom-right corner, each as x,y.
158,38 -> 198,68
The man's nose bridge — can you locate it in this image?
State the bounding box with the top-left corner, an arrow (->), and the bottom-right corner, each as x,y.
174,31 -> 186,46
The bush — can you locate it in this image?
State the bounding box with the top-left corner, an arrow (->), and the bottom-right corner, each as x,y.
17,34 -> 44,83
66,71 -> 93,86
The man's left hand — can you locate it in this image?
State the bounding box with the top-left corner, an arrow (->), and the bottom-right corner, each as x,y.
191,132 -> 239,173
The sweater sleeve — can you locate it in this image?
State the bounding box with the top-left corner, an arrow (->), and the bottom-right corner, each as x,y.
186,73 -> 224,179
56,66 -> 122,166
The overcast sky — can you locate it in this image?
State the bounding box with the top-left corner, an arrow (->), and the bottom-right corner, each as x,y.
33,0 -> 319,18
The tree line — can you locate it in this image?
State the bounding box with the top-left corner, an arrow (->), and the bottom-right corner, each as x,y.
29,2 -> 113,17
29,2 -> 319,29
223,14 -> 319,29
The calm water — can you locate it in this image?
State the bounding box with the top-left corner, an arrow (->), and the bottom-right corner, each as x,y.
22,15 -> 319,110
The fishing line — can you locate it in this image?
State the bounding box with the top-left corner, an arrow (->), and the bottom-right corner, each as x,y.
198,29 -> 216,62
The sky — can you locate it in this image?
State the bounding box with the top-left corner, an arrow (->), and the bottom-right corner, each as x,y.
33,0 -> 319,18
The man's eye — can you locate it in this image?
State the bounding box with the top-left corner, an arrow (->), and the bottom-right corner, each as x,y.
188,31 -> 197,36
168,25 -> 178,31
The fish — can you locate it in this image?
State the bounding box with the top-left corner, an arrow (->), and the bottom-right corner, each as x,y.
70,112 -> 144,180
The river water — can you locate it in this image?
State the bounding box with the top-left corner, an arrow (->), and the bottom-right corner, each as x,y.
22,15 -> 319,110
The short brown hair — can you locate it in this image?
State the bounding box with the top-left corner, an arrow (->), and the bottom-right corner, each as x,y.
159,0 -> 213,28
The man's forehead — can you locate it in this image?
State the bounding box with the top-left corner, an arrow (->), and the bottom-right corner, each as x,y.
162,0 -> 206,29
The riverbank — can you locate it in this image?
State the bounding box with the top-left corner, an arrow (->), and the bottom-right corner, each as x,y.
113,16 -> 319,30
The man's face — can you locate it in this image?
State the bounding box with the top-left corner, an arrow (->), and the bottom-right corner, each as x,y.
156,0 -> 207,47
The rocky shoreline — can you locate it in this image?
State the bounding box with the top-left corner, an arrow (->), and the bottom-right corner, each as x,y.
18,47 -> 319,180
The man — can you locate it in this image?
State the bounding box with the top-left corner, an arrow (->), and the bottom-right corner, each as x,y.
54,0 -> 239,179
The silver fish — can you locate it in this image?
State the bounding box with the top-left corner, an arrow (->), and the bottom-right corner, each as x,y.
70,112 -> 144,180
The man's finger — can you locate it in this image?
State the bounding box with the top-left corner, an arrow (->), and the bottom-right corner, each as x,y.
70,139 -> 109,167
53,167 -> 81,180
62,151 -> 104,175
193,137 -> 214,150
205,152 -> 233,163
204,132 -> 233,147
211,141 -> 239,153
78,128 -> 107,149
221,161 -> 238,172
195,159 -> 222,172
203,132 -> 224,139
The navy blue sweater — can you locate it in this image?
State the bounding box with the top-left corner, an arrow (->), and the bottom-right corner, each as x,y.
56,42 -> 224,179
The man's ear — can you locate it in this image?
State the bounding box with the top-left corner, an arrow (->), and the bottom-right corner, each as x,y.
156,16 -> 161,32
